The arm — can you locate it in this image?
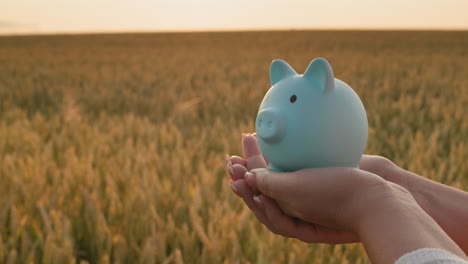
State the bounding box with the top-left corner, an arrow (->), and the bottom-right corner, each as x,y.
356,182 -> 466,263
360,155 -> 468,254
406,171 -> 468,255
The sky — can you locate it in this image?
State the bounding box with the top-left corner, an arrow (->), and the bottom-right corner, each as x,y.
0,0 -> 467,35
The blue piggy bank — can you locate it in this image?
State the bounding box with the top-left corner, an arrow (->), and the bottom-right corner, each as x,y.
256,58 -> 368,172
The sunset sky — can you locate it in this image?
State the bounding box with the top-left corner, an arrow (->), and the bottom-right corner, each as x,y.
1,0 -> 467,34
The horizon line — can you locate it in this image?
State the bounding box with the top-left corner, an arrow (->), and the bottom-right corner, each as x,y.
1,26 -> 467,37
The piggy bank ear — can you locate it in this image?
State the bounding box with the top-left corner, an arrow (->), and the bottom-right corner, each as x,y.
270,59 -> 297,86
303,58 -> 335,93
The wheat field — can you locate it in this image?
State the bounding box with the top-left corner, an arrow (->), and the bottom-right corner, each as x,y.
0,31 -> 467,263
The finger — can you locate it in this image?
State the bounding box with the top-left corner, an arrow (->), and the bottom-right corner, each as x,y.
230,155 -> 246,166
242,135 -> 267,170
228,180 -> 241,197
248,132 -> 269,166
226,154 -> 244,180
234,180 -> 269,225
257,195 -> 358,243
359,155 -> 401,182
256,195 -> 298,238
359,155 -> 391,173
232,164 -> 248,181
247,167 -> 369,201
244,168 -> 294,200
226,161 -> 235,181
294,221 -> 358,244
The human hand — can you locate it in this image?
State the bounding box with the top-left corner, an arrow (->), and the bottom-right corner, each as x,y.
226,134 -> 467,262
227,133 -> 468,253
226,134 -> 359,243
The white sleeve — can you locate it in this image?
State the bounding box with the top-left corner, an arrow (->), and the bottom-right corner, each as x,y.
396,248 -> 468,264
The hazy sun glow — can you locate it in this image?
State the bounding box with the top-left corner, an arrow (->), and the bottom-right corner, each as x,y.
1,0 -> 467,34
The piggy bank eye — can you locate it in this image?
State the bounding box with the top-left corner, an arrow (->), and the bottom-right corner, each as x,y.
290,95 -> 297,103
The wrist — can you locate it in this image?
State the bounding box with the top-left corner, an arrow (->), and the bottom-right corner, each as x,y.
406,174 -> 468,253
353,181 -> 467,263
354,181 -> 417,235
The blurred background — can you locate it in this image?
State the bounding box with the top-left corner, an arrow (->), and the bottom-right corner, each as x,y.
1,0 -> 468,34
0,1 -> 467,263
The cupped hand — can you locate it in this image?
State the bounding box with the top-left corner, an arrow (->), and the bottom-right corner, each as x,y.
226,133 -> 468,257
227,134 -> 358,244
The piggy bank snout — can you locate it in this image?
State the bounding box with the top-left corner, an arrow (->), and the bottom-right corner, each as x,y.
256,110 -> 285,143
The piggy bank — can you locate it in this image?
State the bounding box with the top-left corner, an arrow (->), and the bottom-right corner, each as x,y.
256,58 -> 368,172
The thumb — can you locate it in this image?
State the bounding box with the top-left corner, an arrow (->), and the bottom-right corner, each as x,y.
242,134 -> 268,170
245,168 -> 293,200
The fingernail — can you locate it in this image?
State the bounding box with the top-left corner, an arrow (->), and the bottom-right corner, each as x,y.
253,195 -> 263,207
229,181 -> 238,192
244,171 -> 254,180
244,171 -> 256,188
225,154 -> 231,162
227,163 -> 234,175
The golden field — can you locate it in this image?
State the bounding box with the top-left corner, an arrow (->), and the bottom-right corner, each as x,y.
0,31 -> 467,263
